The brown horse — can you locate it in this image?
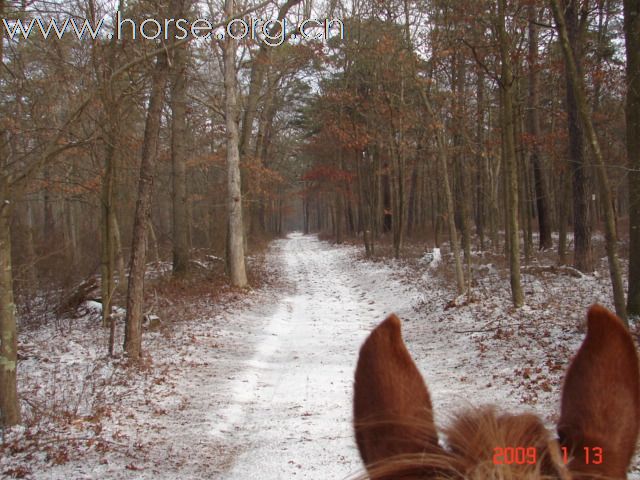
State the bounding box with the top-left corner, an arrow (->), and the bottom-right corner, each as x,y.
353,305 -> 640,479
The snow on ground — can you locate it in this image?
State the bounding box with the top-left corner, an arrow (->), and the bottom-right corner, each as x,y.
3,233 -> 639,479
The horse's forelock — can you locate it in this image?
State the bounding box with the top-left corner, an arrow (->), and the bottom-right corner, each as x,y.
353,408 -> 570,480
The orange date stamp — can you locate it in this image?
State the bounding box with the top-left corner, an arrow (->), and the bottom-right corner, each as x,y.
492,446 -> 603,465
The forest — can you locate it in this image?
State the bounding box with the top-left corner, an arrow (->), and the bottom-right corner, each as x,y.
1,0 -> 640,478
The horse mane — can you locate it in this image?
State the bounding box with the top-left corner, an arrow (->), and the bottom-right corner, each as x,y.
353,406 -> 569,480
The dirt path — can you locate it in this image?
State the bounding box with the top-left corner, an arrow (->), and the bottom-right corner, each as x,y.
215,234 -> 388,478
9,234 -> 429,480
11,234 -> 640,479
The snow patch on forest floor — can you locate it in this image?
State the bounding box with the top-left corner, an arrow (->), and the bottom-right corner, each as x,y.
2,233 -> 639,479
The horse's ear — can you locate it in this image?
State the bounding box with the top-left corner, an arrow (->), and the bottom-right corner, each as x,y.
354,314 -> 440,472
558,304 -> 640,478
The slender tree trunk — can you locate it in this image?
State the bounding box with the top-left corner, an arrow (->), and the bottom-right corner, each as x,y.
527,6 -> 553,250
335,191 -> 344,244
498,0 -> 524,307
251,77 -> 276,237
407,164 -> 417,236
171,38 -> 189,276
0,176 -> 20,426
101,116 -> 119,330
558,171 -> 570,264
101,141 -> 116,327
357,150 -> 373,256
22,202 -> 38,289
1,1 -> 20,416
303,193 -> 310,234
625,0 -> 640,316
409,76 -> 464,290
112,213 -> 126,286
475,67 -> 487,250
43,165 -> 54,241
390,138 -> 405,258
65,198 -> 79,265
223,0 -> 248,287
336,146 -> 345,244
99,11 -> 123,328
369,150 -> 377,253
551,0 -> 627,320
489,154 -> 500,250
519,129 -> 533,265
453,54 -> 471,262
124,16 -> 174,360
147,220 -> 160,263
429,108 -> 464,292
431,160 -> 439,247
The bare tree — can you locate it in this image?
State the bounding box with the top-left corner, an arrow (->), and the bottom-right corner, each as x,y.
562,0 -> 593,272
496,0 -> 523,307
550,0 -> 627,320
402,5 -> 465,293
223,0 -> 248,287
124,0 -> 186,360
527,4 -> 552,251
171,30 -> 190,276
0,176 -> 19,426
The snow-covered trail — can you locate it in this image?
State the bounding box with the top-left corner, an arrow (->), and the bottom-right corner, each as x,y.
11,232 -> 424,480
12,233 -> 638,479
215,233 -> 388,479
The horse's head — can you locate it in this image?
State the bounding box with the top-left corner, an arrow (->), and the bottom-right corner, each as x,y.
353,305 -> 640,479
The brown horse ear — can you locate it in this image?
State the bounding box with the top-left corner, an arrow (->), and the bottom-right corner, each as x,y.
558,304 -> 640,479
354,314 -> 440,472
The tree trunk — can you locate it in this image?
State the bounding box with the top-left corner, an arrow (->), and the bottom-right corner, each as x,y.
2,2 -> 23,418
303,193 -> 310,235
527,6 -> 553,250
124,17 -> 174,360
0,177 -> 20,426
498,0 -> 524,307
65,198 -> 79,265
336,147 -> 345,244
171,38 -> 190,276
562,0 -> 594,272
223,0 -> 248,287
101,140 -> 116,328
453,54 -> 471,262
147,220 -> 160,263
431,110 -> 463,292
22,202 -> 38,290
625,0 -> 640,316
43,165 -> 54,241
335,190 -> 344,244
409,70 -> 464,289
551,0 -> 627,321
112,213 -> 126,287
99,15 -> 123,328
390,138 -> 405,258
407,164 -> 417,236
475,67 -> 487,250
357,150 -> 373,256
558,170 -> 570,264
489,155 -> 500,251
519,128 -> 532,265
